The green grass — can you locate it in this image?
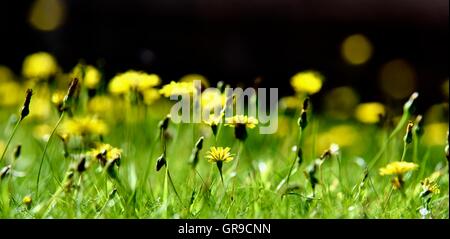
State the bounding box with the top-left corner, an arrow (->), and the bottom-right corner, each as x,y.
0,86 -> 448,219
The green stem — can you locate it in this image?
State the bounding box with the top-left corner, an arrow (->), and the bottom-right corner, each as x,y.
400,142 -> 408,162
0,120 -> 21,163
369,113 -> 409,169
231,142 -> 244,198
412,135 -> 419,163
162,166 -> 169,218
286,129 -> 302,188
36,111 -> 65,199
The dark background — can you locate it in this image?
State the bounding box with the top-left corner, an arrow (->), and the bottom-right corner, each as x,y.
1,0 -> 448,106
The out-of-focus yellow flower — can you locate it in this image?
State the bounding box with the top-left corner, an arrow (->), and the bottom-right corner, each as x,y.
341,34 -> 373,65
87,95 -> 114,117
279,96 -> 302,111
324,87 -> 359,120
33,124 -> 53,142
290,71 -> 324,95
423,123 -> 448,146
29,97 -> 52,120
22,195 -> 32,206
201,90 -> 226,112
22,52 -> 59,79
180,74 -> 209,88
0,81 -> 22,107
316,125 -> 359,154
421,172 -> 441,195
379,161 -> 418,176
0,65 -> 15,82
225,115 -> 259,129
206,147 -> 234,163
51,90 -> 65,107
90,143 -> 122,166
108,70 -> 160,95
354,102 -> 385,124
60,116 -> 108,136
379,59 -> 416,100
72,64 -> 101,89
143,88 -> 160,105
159,81 -> 197,97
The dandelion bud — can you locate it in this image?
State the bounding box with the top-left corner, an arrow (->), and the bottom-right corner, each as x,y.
195,136 -> 204,150
77,157 -> 86,173
217,81 -> 225,93
22,195 -> 32,209
64,170 -> 75,191
0,165 -> 11,180
404,121 -> 414,144
20,89 -> 33,121
159,115 -> 170,131
156,154 -> 167,171
413,115 -> 424,137
235,123 -> 248,141
403,92 -> 419,115
320,149 -> 332,160
298,109 -> 308,130
302,97 -> 310,111
65,78 -> 79,101
297,147 -> 303,165
14,144 -> 22,159
211,124 -> 218,136
62,78 -> 79,111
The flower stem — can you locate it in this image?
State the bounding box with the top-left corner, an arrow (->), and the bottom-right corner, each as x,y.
36,111 -> 65,199
0,120 -> 21,163
400,142 -> 408,162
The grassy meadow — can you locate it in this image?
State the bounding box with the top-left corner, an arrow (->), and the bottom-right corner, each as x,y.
0,53 -> 448,219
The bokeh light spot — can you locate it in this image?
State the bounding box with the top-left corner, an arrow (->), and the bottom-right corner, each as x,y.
29,0 -> 66,31
323,86 -> 359,120
341,34 -> 373,65
379,59 -> 417,99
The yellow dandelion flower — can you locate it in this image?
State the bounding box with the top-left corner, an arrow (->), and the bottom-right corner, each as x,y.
421,172 -> 441,195
290,70 -> 324,95
354,102 -> 385,124
180,73 -> 209,88
201,90 -> 226,112
60,116 -> 109,136
108,70 -> 160,95
225,115 -> 259,129
379,161 -> 418,176
206,147 -> 234,163
143,88 -> 161,105
22,52 -> 59,79
159,81 -> 197,97
90,143 -> 122,166
0,81 -> 22,107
